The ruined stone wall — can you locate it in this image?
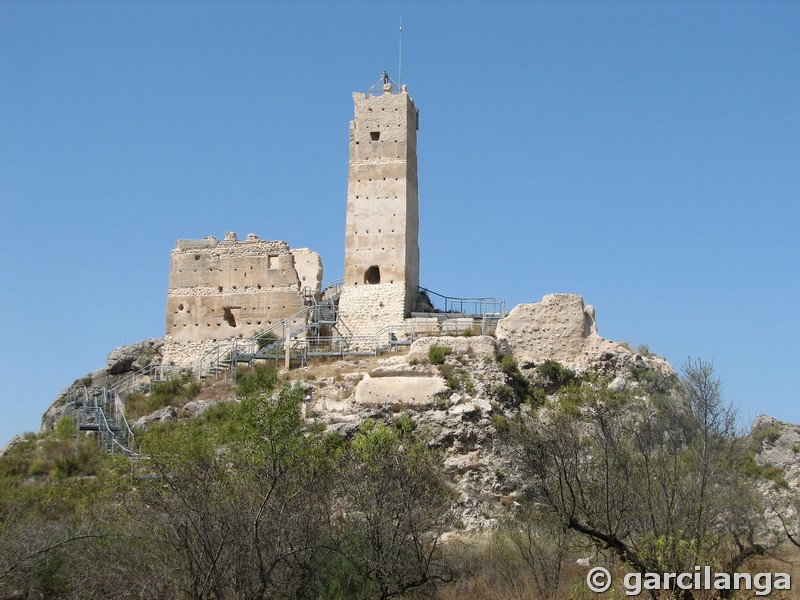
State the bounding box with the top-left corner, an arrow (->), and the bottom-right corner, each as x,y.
339,83 -> 420,335
494,294 -> 603,369
161,338 -> 222,369
166,232 -> 322,342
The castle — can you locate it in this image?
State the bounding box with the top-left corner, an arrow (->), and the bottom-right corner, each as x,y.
162,74 -> 497,368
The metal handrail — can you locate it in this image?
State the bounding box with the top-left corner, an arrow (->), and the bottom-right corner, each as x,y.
418,286 -> 506,319
96,399 -> 137,457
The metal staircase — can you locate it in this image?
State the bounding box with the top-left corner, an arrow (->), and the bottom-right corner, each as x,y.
69,385 -> 138,456
65,364 -> 188,456
208,279 -> 348,376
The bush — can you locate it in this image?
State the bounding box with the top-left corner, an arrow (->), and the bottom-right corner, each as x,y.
236,364 -> 278,399
498,354 -> 518,373
537,360 -> 575,388
125,372 -> 202,421
393,414 -> 416,439
629,365 -> 675,394
440,364 -> 461,390
752,425 -> 782,445
741,454 -> 789,488
53,416 -> 76,441
497,355 -> 536,406
428,344 -> 452,365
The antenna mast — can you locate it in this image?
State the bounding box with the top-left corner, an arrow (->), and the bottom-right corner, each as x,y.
398,18 -> 403,87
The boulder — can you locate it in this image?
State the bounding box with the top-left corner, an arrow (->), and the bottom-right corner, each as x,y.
133,405 -> 177,430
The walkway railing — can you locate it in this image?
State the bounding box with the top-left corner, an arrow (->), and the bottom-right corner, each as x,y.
419,287 -> 506,321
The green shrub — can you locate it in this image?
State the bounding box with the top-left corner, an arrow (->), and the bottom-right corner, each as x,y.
124,392 -> 150,420
393,414 -> 416,439
528,387 -> 547,408
428,344 -> 452,365
14,435 -> 105,479
53,416 -> 77,441
124,371 -> 202,421
440,364 -> 461,389
629,365 -> 675,394
556,383 -> 586,416
752,425 -> 782,445
497,355 -> 536,406
492,384 -> 517,405
236,364 -> 279,399
741,454 -> 788,488
637,344 -> 652,357
537,360 -> 575,387
492,413 -> 510,433
498,354 -> 518,373
0,436 -> 38,477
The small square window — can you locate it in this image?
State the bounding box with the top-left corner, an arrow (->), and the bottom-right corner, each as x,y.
370,131 -> 380,141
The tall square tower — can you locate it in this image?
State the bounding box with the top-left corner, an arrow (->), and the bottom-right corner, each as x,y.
337,77 -> 420,338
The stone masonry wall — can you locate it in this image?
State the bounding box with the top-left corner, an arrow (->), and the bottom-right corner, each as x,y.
166,232 -> 322,342
337,282 -> 407,342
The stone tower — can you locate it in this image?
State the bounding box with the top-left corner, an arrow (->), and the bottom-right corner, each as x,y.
337,75 -> 420,338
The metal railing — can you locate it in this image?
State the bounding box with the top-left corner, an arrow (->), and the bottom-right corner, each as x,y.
419,287 -> 506,321
70,385 -> 139,457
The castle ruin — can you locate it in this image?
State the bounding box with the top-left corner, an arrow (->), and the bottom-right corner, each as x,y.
162,75 -> 498,368
165,232 -> 322,343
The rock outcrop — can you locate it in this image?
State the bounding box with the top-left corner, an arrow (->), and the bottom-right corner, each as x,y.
106,338 -> 164,375
354,375 -> 448,409
749,416 -> 800,539
304,341 -> 519,529
752,415 -> 800,482
41,338 -> 166,432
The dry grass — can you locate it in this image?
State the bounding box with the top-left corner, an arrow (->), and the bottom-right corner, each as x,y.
193,378 -> 237,402
434,534 -> 800,600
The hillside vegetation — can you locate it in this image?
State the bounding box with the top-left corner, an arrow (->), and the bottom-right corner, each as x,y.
2,351 -> 799,599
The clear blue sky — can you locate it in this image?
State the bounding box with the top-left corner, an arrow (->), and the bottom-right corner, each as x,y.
1,1 -> 798,446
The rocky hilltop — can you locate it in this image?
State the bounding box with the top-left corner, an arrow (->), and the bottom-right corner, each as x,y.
29,294 -> 799,528
4,291 -> 799,600
33,293 -> 689,529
